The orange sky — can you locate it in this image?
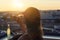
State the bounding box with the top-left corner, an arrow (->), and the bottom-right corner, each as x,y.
0,0 -> 60,11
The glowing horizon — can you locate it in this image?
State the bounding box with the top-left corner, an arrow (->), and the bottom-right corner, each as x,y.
0,0 -> 60,11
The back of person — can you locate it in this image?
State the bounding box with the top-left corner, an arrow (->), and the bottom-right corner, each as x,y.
23,7 -> 43,40
9,7 -> 43,40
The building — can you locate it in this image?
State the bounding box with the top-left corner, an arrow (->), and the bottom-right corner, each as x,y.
41,10 -> 60,35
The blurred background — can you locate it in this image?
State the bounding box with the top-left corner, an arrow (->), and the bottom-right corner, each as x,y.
0,0 -> 60,40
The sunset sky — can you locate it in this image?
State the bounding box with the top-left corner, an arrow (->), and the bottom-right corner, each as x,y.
0,0 -> 60,11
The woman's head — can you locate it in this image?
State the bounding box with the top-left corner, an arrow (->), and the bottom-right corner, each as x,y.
24,7 -> 40,26
24,7 -> 43,40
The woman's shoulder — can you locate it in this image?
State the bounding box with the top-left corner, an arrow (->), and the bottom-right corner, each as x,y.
18,33 -> 32,40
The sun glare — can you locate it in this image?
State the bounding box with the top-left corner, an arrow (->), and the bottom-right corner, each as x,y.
12,0 -> 24,11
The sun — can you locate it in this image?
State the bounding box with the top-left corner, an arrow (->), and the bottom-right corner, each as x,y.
12,0 -> 24,11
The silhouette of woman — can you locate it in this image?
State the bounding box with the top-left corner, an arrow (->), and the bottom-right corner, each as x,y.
9,7 -> 43,40
23,7 -> 43,40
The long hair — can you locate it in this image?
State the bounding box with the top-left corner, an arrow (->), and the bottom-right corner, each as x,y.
24,7 -> 43,40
